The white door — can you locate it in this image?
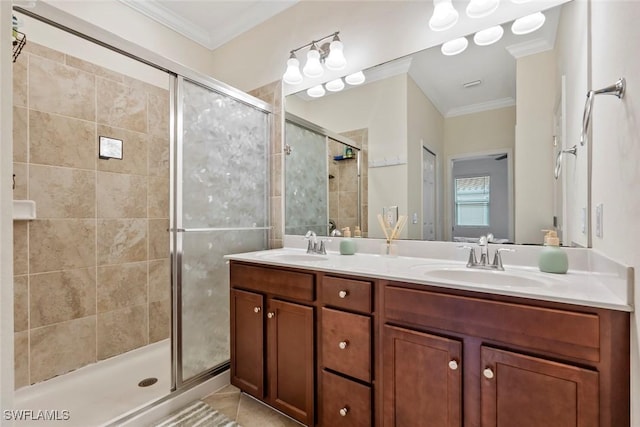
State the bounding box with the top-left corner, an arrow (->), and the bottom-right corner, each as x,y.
422,148 -> 436,240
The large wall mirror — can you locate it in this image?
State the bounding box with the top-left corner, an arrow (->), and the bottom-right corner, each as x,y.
284,0 -> 589,247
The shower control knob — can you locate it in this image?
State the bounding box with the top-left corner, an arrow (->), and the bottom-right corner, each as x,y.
253,307 -> 260,313
267,312 -> 275,319
338,290 -> 348,298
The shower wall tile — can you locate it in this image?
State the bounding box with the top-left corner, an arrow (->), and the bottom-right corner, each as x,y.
148,136 -> 170,178
270,196 -> 283,241
14,275 -> 28,333
97,305 -> 148,360
123,75 -> 169,98
24,41 -> 65,63
29,55 -> 96,121
14,332 -> 29,389
270,153 -> 282,198
97,125 -> 149,175
29,165 -> 96,218
13,222 -> 28,276
97,172 -> 147,218
12,162 -> 28,200
13,106 -> 28,162
30,316 -> 97,384
97,262 -> 147,313
148,219 -> 169,260
148,92 -> 170,139
65,54 -> 125,83
149,299 -> 170,343
149,259 -> 170,302
29,110 -> 96,170
148,176 -> 169,218
96,78 -> 147,133
13,54 -> 27,108
97,219 -> 148,265
29,219 -> 96,274
339,191 -> 358,219
30,268 -> 96,328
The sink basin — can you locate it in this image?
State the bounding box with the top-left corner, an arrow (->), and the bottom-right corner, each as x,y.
420,267 -> 552,289
255,252 -> 329,262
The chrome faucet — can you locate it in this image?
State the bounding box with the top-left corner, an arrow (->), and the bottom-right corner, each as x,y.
461,234 -> 513,271
304,230 -> 330,255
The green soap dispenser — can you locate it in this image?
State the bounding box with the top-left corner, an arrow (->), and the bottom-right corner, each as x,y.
339,227 -> 357,255
538,230 -> 568,274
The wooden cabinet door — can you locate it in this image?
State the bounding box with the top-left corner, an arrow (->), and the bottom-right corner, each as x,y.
481,346 -> 599,427
267,299 -> 314,426
230,289 -> 264,399
383,325 -> 462,427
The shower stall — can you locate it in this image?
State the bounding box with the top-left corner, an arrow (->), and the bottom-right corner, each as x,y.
11,8 -> 271,426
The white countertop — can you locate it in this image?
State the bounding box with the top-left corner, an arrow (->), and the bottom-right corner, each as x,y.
226,246 -> 633,312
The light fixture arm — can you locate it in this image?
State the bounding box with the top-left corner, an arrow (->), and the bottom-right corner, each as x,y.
289,31 -> 340,58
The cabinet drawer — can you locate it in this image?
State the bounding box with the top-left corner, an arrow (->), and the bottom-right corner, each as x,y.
321,370 -> 371,427
385,285 -> 600,362
322,276 -> 372,313
322,308 -> 371,382
230,263 -> 315,302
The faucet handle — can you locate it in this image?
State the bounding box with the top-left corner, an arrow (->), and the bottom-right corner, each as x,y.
458,245 -> 477,267
318,238 -> 331,255
492,248 -> 515,270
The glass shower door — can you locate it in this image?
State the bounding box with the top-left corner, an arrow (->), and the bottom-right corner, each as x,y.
175,77 -> 270,384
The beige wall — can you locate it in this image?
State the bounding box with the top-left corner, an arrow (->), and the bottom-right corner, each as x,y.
12,41 -> 170,388
589,2 -> 640,424
514,51 -> 556,244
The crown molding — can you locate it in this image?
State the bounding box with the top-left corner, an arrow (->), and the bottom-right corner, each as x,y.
505,37 -> 554,59
446,97 -> 515,118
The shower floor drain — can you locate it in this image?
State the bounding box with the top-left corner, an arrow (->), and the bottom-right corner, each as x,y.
138,377 -> 158,387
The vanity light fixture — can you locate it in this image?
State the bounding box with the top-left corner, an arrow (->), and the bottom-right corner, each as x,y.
441,37 -> 469,56
282,31 -> 347,85
345,71 -> 366,85
429,0 -> 459,31
511,11 -> 546,35
325,78 -> 345,92
473,25 -> 504,46
307,84 -> 326,98
466,0 -> 500,19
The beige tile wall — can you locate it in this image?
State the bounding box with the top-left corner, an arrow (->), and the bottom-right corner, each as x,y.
12,42 -> 170,388
340,129 -> 369,236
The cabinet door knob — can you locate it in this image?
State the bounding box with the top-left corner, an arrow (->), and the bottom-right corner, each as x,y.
267,312 -> 275,319
483,368 -> 494,379
448,360 -> 458,370
338,290 -> 348,298
253,307 -> 261,313
338,340 -> 349,350
339,407 -> 349,417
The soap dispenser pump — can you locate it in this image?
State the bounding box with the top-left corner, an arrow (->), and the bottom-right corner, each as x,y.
538,230 -> 568,274
339,227 -> 357,255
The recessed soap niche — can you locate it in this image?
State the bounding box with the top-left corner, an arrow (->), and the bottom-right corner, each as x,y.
13,200 -> 36,220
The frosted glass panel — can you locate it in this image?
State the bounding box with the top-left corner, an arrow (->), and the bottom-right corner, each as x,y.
285,121 -> 328,236
182,80 -> 268,229
181,229 -> 267,380
179,78 -> 269,382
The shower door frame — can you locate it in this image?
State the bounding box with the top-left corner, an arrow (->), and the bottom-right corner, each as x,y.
171,75 -> 272,389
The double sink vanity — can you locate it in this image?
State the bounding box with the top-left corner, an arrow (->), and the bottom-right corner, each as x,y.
226,238 -> 632,427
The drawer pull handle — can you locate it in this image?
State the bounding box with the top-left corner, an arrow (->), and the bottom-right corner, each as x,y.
448,360 -> 458,370
339,407 -> 349,417
267,312 -> 275,319
483,368 -> 494,379
253,307 -> 261,313
338,290 -> 348,298
338,340 -> 349,350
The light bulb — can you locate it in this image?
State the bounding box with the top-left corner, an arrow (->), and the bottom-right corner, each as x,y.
473,25 -> 504,46
441,37 -> 468,56
325,39 -> 347,70
345,71 -> 365,85
511,12 -> 546,35
429,0 -> 459,32
303,47 -> 324,78
282,56 -> 303,85
306,85 -> 326,98
466,0 -> 500,18
325,78 -> 345,92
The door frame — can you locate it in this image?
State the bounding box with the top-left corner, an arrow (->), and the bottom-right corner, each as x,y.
421,146 -> 438,241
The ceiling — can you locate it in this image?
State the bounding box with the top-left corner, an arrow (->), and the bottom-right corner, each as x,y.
117,0 -> 563,116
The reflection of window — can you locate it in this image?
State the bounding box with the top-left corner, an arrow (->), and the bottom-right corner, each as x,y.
455,176 -> 490,226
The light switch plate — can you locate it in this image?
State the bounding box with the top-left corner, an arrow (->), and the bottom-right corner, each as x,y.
595,203 -> 603,238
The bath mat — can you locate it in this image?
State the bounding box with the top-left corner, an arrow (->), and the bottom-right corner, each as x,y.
150,400 -> 240,427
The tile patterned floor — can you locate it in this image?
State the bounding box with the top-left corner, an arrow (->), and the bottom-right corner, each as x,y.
203,385 -> 303,427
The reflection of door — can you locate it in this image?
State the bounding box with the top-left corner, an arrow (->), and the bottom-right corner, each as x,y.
422,147 -> 436,240
451,154 -> 509,241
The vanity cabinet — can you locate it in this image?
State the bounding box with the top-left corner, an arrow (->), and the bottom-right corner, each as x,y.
382,282 -> 629,427
230,263 -> 315,426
